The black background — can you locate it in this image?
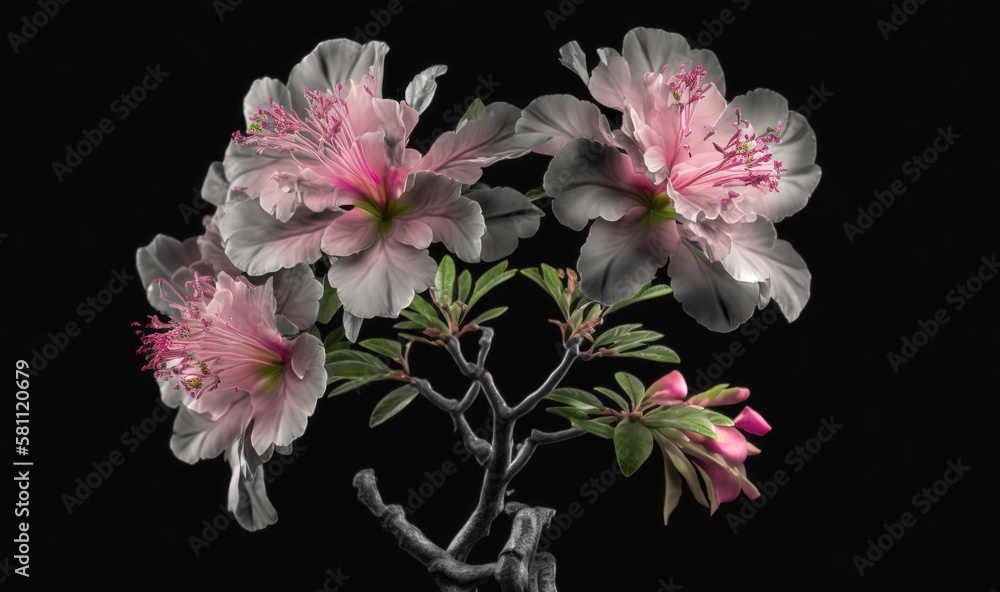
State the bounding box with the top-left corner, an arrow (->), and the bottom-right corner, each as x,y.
4,0 -> 998,590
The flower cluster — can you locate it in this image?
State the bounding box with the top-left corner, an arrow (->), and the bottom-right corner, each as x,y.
517,27 -> 821,331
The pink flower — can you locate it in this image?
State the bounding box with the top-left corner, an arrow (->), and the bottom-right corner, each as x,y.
517,28 -> 820,331
651,373 -> 770,509
135,272 -> 325,529
220,39 -> 541,321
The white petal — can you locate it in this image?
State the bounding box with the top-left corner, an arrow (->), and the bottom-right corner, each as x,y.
201,161 -> 229,207
242,77 -> 292,127
220,199 -> 340,276
465,187 -> 543,261
223,142 -> 306,222
136,234 -> 201,314
170,402 -> 250,465
415,102 -> 528,184
286,39 -> 388,111
226,444 -> 278,532
516,95 -> 608,156
398,171 -> 483,263
578,207 -> 679,304
559,40 -> 590,85
327,238 -> 437,319
249,333 -> 325,453
588,47 -> 633,110
405,64 -> 448,115
621,27 -> 726,97
343,310 -> 364,343
271,263 -> 323,330
668,240 -> 758,332
544,138 -> 652,231
319,207 -> 379,257
721,218 -> 811,322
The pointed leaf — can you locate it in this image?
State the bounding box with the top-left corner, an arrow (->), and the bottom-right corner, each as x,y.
457,269 -> 472,304
435,255 -> 456,306
369,385 -> 420,427
655,434 -> 710,509
468,306 -> 508,326
327,374 -> 391,397
615,372 -> 646,409
525,187 -> 548,202
661,449 -> 684,525
548,388 -> 605,413
468,262 -> 517,310
605,282 -> 673,315
393,320 -> 426,330
591,324 -> 643,349
614,345 -> 681,363
359,338 -> 403,361
458,98 -> 487,127
614,420 -> 654,477
594,387 -> 630,412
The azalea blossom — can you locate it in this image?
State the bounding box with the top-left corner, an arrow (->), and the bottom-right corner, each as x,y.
220,38 -> 541,323
517,28 -> 821,331
135,271 -> 325,530
646,370 -> 770,509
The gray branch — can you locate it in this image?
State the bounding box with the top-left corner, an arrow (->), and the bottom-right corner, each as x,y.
445,332 -> 511,417
509,336 -> 586,419
506,428 -> 585,483
411,379 -> 492,465
496,503 -> 556,592
353,469 -> 496,590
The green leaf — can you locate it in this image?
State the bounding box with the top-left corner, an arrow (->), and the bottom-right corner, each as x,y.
594,387 -> 630,412
605,282 -> 673,315
614,420 -> 654,477
548,388 -> 605,413
458,98 -> 486,126
457,270 -> 472,304
327,349 -> 391,377
689,383 -> 731,406
461,182 -> 490,193
327,374 -> 391,397
655,434 -> 710,511
607,330 -> 664,351
661,448 -> 683,525
359,338 -> 403,361
541,264 -> 568,316
435,256 -> 456,305
468,306 -> 508,326
469,261 -> 517,310
393,320 -> 426,330
615,372 -> 646,409
369,385 -> 420,427
525,187 -> 548,202
317,276 -> 342,324
403,296 -> 449,332
546,407 -> 616,439
614,345 -> 681,363
591,324 -> 642,349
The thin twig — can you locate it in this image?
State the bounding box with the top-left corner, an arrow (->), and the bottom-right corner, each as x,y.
506,428 -> 585,483
509,336 -> 586,419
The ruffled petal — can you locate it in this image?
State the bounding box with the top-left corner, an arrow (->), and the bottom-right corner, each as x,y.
226,443 -> 278,531
545,138 -> 653,231
136,234 -> 202,314
621,27 -> 727,97
397,171 -> 484,263
170,401 -> 250,465
414,102 -> 528,184
577,206 -> 679,304
270,263 -> 323,330
319,207 -> 379,257
220,200 -> 341,276
464,187 -> 543,262
249,333 -> 325,453
668,239 -> 758,332
286,39 -> 388,110
721,217 -> 811,322
516,95 -> 608,156
404,64 -> 447,115
326,238 -> 437,319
